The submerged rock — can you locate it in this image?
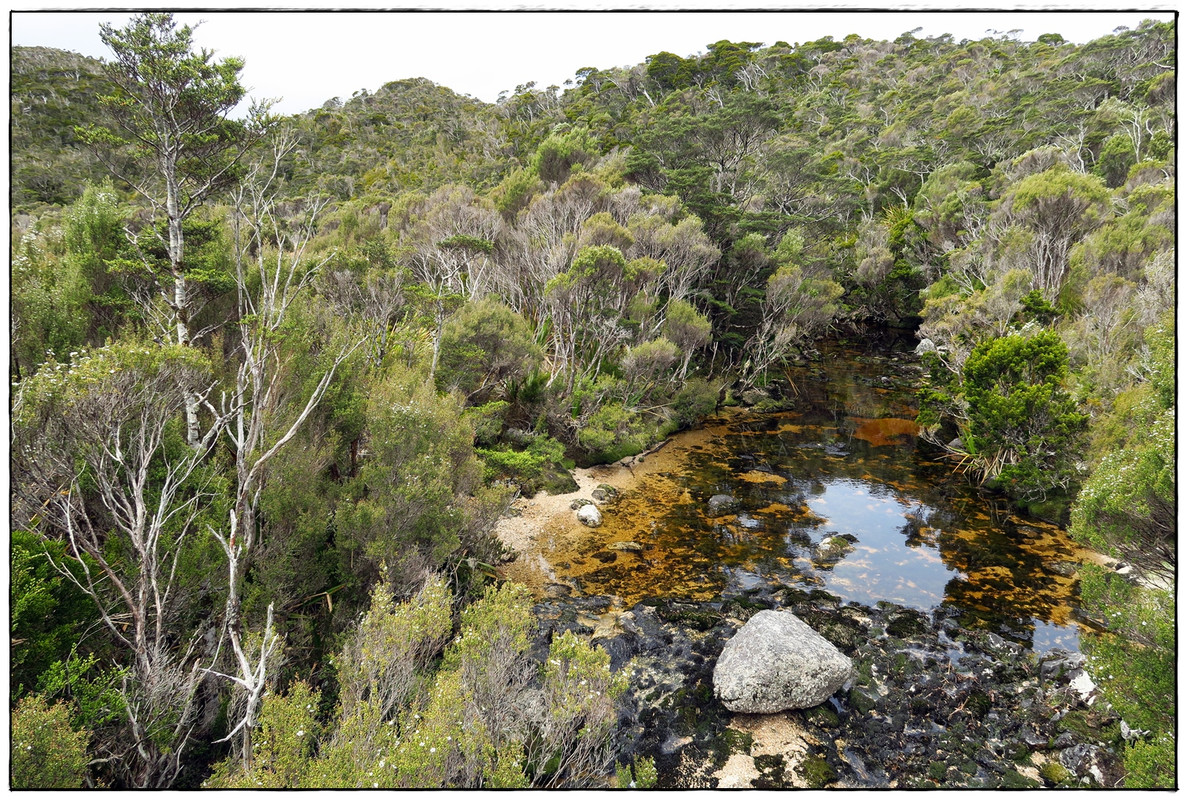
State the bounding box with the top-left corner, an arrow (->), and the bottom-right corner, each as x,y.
576,503 -> 603,527
714,610 -> 855,713
708,494 -> 740,515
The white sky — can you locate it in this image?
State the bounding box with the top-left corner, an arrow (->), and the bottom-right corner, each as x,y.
9,4 -> 1178,116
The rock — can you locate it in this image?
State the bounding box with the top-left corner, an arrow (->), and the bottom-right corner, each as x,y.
814,535 -> 855,562
592,484 -> 619,502
713,609 -> 855,713
914,338 -> 938,356
708,494 -> 740,515
607,540 -> 644,553
570,498 -> 592,510
576,503 -> 603,527
1058,743 -> 1121,786
740,388 -> 770,406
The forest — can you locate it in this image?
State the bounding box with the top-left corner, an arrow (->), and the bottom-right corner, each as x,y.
9,13 -> 1175,788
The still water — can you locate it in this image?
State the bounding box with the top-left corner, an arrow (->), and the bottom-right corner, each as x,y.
544,334 -> 1099,653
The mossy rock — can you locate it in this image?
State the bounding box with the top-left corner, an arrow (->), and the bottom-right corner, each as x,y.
848,687 -> 877,715
804,703 -> 840,728
752,754 -> 788,788
797,755 -> 837,789
885,610 -> 928,638
1039,760 -> 1072,786
1000,769 -> 1039,788
965,689 -> 992,719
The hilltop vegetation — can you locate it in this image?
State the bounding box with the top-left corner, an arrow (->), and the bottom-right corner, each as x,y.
9,15 -> 1175,788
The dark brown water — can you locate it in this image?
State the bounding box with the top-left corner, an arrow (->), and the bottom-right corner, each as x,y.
545,333 -> 1100,653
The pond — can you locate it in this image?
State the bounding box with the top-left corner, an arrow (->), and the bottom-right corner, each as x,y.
538,332 -> 1100,654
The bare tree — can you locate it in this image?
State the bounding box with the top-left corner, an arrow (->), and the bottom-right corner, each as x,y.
202,129 -> 358,767
11,344 -> 224,787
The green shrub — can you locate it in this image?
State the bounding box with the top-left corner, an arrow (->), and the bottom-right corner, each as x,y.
11,694 -> 91,788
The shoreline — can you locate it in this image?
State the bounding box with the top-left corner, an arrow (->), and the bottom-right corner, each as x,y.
492,413 -> 741,593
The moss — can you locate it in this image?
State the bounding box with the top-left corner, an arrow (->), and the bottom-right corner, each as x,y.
1001,769 -> 1039,788
965,689 -> 992,719
797,755 -> 837,789
1057,708 -> 1122,745
928,760 -> 948,782
804,703 -> 840,728
848,687 -> 877,715
886,611 -> 927,638
1040,760 -> 1072,786
753,754 -> 787,788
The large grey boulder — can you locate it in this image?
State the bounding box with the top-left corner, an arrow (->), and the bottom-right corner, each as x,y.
713,610 -> 854,713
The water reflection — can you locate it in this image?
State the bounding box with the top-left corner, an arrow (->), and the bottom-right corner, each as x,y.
545,336 -> 1096,653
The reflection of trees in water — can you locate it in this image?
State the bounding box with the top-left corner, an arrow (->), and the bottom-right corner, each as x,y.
550,340 -> 1085,636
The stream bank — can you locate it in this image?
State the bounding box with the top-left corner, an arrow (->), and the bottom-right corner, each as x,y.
493,333 -> 1123,788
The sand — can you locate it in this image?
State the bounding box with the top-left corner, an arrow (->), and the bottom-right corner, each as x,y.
491,415 -> 737,592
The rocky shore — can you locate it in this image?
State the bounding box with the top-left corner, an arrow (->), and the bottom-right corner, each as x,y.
530,587 -> 1125,789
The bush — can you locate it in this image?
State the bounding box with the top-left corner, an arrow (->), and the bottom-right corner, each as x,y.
11,694 -> 91,788
576,401 -> 654,464
670,377 -> 720,430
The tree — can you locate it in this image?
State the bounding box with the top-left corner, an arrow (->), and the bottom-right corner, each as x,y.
205,130 -> 356,768
11,694 -> 93,788
743,229 -> 843,387
77,12 -> 270,446
995,166 -> 1110,304
11,342 -> 224,787
959,330 -> 1086,500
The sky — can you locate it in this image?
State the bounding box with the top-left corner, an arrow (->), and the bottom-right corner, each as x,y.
10,4 -> 1178,116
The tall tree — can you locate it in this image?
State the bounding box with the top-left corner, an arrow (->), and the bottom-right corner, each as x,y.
206,130 -> 356,767
77,12 -> 270,445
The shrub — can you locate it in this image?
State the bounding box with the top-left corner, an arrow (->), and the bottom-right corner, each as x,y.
11,694 -> 91,788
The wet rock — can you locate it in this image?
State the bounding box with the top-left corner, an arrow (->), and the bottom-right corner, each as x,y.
714,610 -> 855,713
813,535 -> 854,564
708,494 -> 740,515
607,540 -> 645,553
1058,743 -> 1122,786
576,503 -> 603,527
592,484 -> 619,502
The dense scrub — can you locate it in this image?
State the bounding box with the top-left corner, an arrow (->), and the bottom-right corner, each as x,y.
10,15 -> 1174,788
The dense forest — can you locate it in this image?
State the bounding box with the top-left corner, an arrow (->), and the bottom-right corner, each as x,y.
10,14 -> 1175,788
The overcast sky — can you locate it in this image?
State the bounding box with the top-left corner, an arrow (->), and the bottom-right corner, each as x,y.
11,4 -> 1176,116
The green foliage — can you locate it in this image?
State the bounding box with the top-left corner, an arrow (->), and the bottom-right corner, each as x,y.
35,651 -> 127,734
10,694 -> 92,788
478,433 -> 573,496
11,221 -> 93,376
10,530 -> 94,698
533,127 -> 596,184
1078,566 -> 1175,788
577,400 -> 655,464
617,756 -> 659,788
205,681 -> 322,788
670,377 -> 721,430
336,374 -> 482,592
960,331 -> 1085,500
437,299 -> 542,402
77,12 -> 255,206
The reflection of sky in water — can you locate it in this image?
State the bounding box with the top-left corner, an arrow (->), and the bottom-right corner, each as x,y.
805,479 -> 959,608
1032,619 -> 1080,653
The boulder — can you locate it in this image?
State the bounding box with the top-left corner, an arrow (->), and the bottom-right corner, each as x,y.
714,610 -> 854,713
576,503 -> 603,527
592,484 -> 619,502
708,494 -> 740,515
